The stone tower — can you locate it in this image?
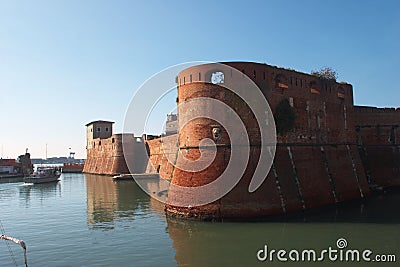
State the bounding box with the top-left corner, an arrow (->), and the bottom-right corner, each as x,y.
85,120 -> 114,149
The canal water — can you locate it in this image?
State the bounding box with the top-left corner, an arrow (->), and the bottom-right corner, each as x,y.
0,174 -> 399,266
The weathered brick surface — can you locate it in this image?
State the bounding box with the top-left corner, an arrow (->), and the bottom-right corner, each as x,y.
83,134 -> 147,176
84,62 -> 398,220
145,134 -> 178,179
355,106 -> 400,187
165,62 -> 372,219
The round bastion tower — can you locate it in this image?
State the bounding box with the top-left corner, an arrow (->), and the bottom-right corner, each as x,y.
165,62 -> 370,220
165,63 -> 278,220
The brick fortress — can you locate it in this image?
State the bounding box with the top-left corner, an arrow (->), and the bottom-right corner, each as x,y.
84,62 -> 399,220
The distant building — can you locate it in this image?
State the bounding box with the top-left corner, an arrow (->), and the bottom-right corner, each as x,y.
0,159 -> 21,175
165,114 -> 178,135
0,153 -> 33,177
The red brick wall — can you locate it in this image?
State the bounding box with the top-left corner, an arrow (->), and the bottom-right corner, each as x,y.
165,62 -> 370,220
83,134 -> 147,176
354,106 -> 400,145
354,106 -> 400,187
145,134 -> 178,179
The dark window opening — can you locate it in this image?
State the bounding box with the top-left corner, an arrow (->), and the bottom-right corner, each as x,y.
390,127 -> 396,144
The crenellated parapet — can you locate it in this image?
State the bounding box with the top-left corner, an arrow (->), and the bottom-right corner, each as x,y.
178,62 -> 355,145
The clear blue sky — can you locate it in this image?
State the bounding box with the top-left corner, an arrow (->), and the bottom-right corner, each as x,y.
1,0 -> 399,159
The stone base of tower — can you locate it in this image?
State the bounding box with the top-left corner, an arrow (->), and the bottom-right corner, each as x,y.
165,144 -> 371,220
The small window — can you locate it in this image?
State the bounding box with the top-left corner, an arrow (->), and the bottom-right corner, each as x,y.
97,127 -> 101,132
183,77 -> 185,84
275,74 -> 289,89
99,141 -> 101,146
190,74 -> 192,83
91,129 -> 93,132
112,138 -> 115,143
338,87 -> 345,98
105,127 -> 109,132
253,70 -> 256,79
310,81 -> 320,94
199,73 -> 201,81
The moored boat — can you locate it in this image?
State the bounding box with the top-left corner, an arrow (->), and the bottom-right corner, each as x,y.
62,162 -> 84,173
24,167 -> 61,184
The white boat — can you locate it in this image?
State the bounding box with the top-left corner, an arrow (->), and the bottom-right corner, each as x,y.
24,167 -> 61,184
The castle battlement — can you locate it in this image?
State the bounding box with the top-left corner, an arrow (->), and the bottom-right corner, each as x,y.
178,62 -> 354,106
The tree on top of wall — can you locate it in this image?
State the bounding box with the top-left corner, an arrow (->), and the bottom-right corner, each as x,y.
311,67 -> 338,81
274,99 -> 296,135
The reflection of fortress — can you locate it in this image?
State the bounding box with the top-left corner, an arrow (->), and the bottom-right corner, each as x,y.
84,62 -> 399,220
86,174 -> 165,229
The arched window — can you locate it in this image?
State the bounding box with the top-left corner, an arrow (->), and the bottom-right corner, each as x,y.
275,74 -> 289,89
309,81 -> 320,94
338,87 -> 345,98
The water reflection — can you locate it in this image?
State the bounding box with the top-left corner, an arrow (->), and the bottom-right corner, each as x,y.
85,174 -> 165,230
0,177 -> 23,184
18,181 -> 61,207
84,173 -> 400,265
167,189 -> 400,267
